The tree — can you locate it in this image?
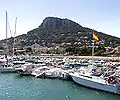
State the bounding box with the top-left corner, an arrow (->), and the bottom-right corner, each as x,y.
0,45 -> 5,50
95,45 -> 106,56
26,47 -> 32,52
115,52 -> 120,56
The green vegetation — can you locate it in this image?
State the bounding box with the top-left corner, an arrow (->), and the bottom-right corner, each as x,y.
115,52 -> 120,56
0,17 -> 120,56
64,45 -> 106,56
0,45 -> 5,50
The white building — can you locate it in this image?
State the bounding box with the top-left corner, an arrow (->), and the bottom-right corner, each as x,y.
31,43 -> 40,52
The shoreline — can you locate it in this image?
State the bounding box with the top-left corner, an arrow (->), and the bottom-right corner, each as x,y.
32,54 -> 120,60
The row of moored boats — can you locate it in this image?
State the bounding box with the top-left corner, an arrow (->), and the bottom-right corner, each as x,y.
0,55 -> 120,95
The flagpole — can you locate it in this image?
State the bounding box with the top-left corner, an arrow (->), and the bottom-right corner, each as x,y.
92,40 -> 94,57
92,29 -> 95,66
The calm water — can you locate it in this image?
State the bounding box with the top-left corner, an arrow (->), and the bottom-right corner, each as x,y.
0,73 -> 120,100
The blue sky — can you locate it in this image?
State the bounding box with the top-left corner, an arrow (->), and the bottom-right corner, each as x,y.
0,0 -> 120,40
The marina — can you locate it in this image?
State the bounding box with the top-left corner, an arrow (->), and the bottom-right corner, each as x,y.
0,5 -> 120,100
0,55 -> 120,97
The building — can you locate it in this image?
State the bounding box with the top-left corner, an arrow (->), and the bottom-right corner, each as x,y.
31,43 -> 40,52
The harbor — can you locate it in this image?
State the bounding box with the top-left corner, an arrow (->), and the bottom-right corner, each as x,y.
0,1 -> 120,99
0,55 -> 120,97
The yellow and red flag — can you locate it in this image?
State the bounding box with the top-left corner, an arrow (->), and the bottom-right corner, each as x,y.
93,33 -> 99,42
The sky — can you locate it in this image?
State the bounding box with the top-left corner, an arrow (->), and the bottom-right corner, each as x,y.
0,0 -> 120,40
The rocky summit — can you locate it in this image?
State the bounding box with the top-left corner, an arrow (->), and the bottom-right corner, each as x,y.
0,17 -> 120,47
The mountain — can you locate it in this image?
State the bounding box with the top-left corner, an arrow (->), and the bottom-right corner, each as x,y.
0,17 -> 120,47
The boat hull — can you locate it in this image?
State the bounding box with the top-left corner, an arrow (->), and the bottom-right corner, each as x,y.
0,67 -> 16,73
70,73 -> 120,95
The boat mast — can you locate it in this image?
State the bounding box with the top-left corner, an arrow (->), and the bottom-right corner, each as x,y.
5,11 -> 8,59
13,17 -> 17,58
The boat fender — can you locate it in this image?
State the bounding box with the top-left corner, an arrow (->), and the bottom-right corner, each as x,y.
66,73 -> 69,77
62,74 -> 64,78
42,73 -> 45,79
82,71 -> 85,74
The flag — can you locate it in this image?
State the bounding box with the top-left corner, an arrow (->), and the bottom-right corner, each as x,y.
93,33 -> 99,42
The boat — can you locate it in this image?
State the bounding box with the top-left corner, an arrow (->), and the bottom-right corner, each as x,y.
0,12 -> 16,73
0,63 -> 15,73
0,56 -> 16,73
45,68 -> 61,79
13,60 -> 26,65
31,66 -> 50,78
15,62 -> 35,76
69,31 -> 120,95
69,69 -> 120,94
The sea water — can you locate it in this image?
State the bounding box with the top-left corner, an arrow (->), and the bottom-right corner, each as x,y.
0,73 -> 120,100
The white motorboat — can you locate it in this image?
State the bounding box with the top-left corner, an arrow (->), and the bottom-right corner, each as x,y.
45,68 -> 61,78
69,65 -> 120,94
69,32 -> 119,95
15,63 -> 34,75
31,66 -> 50,77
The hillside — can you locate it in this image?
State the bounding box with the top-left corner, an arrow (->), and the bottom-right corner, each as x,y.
0,17 -> 120,47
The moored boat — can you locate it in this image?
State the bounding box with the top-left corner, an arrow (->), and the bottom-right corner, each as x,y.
0,64 -> 15,73
69,65 -> 120,94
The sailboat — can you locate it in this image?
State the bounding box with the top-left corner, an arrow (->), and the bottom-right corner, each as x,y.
0,11 -> 15,73
69,31 -> 120,94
